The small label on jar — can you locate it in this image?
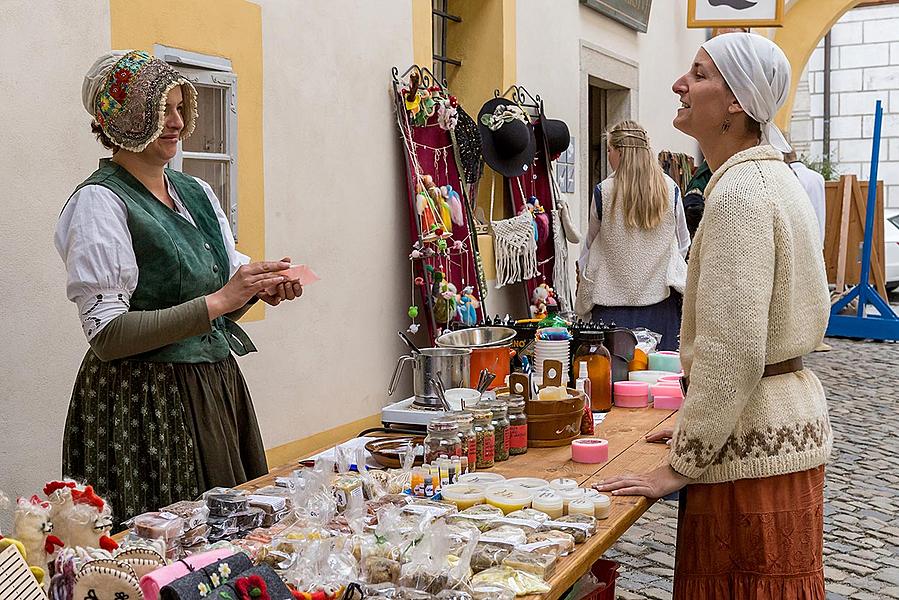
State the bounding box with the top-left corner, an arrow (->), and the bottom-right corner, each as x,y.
484,434 -> 495,462
468,438 -> 477,464
510,425 -> 527,450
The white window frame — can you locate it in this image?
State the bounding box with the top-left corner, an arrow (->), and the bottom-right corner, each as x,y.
155,45 -> 239,239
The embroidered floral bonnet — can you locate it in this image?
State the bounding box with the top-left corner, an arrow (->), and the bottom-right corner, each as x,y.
82,50 -> 198,152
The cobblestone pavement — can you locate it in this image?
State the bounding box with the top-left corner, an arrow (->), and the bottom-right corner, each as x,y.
606,336 -> 899,600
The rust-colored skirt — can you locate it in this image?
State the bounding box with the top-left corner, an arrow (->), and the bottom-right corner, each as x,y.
673,466 -> 825,600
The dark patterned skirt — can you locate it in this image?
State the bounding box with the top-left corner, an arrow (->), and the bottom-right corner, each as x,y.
674,466 -> 826,599
63,351 -> 268,524
591,289 -> 683,351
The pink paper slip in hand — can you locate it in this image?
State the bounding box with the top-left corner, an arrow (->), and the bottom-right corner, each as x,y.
277,264 -> 320,286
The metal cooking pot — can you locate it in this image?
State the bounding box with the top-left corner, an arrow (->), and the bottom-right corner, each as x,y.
388,347 -> 472,407
435,326 -> 517,349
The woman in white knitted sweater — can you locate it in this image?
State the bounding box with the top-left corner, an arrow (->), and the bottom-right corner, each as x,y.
575,120 -> 690,350
597,33 -> 832,599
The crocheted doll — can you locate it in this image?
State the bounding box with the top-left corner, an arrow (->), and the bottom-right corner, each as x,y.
13,495 -> 64,570
60,486 -> 118,552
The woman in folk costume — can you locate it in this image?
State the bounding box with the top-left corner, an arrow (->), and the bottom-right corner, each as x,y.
575,120 -> 690,351
56,50 -> 302,521
597,33 -> 831,599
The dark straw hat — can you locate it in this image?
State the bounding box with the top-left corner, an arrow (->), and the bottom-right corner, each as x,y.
477,97 -> 536,177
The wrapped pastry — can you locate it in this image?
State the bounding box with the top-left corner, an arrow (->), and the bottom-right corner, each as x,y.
524,530 -> 576,557
363,556 -> 402,585
248,494 -> 287,514
470,586 -> 515,600
461,505 -> 504,519
131,511 -> 184,543
470,566 -> 551,596
546,514 -> 595,544
160,500 -> 210,530
501,550 -> 557,579
478,525 -> 527,547
436,591 -> 474,600
205,493 -> 248,517
504,509 -> 550,524
470,543 -> 511,573
482,517 -> 543,535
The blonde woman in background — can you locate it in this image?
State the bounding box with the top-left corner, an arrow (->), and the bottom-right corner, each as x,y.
576,120 -> 690,350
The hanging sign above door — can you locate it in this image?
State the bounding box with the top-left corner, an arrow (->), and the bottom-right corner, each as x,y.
579,0 -> 652,33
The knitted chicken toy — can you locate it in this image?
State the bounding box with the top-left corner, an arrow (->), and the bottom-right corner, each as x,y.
58,485 -> 118,552
43,480 -> 77,547
12,494 -> 64,570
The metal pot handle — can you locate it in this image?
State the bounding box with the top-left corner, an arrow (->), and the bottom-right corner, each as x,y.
388,355 -> 414,396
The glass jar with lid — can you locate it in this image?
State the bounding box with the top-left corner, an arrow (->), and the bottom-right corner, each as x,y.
470,407 -> 495,469
506,395 -> 528,455
452,410 -> 478,472
573,330 -> 612,412
424,417 -> 462,464
487,400 -> 511,462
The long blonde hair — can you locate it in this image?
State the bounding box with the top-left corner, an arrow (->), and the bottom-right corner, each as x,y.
606,120 -> 668,230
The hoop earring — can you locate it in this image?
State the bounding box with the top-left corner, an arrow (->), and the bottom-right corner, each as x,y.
721,119 -> 731,134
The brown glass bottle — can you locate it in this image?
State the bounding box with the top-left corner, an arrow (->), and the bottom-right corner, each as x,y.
573,331 -> 612,411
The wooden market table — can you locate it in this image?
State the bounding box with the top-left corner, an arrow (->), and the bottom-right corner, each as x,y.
240,406 -> 678,600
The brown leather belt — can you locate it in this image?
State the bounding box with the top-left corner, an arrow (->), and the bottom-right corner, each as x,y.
682,357 -> 803,393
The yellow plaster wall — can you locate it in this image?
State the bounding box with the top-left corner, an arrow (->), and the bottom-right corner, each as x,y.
443,0 -> 518,279
774,0 -> 865,131
413,0 -> 434,68
110,0 -> 266,319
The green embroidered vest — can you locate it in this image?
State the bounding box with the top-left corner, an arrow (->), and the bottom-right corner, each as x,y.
73,160 -> 255,363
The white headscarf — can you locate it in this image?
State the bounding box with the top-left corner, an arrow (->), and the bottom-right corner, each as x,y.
81,51 -> 129,116
701,33 -> 792,153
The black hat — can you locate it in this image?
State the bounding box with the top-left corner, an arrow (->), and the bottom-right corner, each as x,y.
542,117 -> 570,161
477,97 -> 536,177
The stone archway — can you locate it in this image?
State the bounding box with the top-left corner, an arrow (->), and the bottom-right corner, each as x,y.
773,0 -> 866,131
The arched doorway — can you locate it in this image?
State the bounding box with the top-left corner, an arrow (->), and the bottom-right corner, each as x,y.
773,0 -> 866,131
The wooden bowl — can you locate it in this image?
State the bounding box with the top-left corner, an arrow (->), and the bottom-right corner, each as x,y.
364,436 -> 425,469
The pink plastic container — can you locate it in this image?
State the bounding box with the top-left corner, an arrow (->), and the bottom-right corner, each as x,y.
657,374 -> 683,385
651,383 -> 683,409
613,381 -> 649,408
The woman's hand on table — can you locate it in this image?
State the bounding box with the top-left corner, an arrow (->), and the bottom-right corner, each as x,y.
593,464 -> 692,499
256,257 -> 303,306
206,259 -> 290,319
645,428 -> 674,444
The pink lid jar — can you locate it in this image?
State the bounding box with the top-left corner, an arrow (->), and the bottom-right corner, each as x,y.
613,381 -> 649,408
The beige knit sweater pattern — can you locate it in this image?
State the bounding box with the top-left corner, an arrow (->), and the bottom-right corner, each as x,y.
670,145 -> 833,484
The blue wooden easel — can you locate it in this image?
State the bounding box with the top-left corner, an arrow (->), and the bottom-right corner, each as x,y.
827,100 -> 899,341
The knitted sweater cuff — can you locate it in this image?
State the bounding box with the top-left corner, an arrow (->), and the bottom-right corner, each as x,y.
668,451 -> 706,480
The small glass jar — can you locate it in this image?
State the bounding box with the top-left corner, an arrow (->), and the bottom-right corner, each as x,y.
506,395 -> 528,456
487,401 -> 511,462
573,330 -> 612,412
452,410 -> 478,472
470,407 -> 495,469
424,417 -> 462,464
